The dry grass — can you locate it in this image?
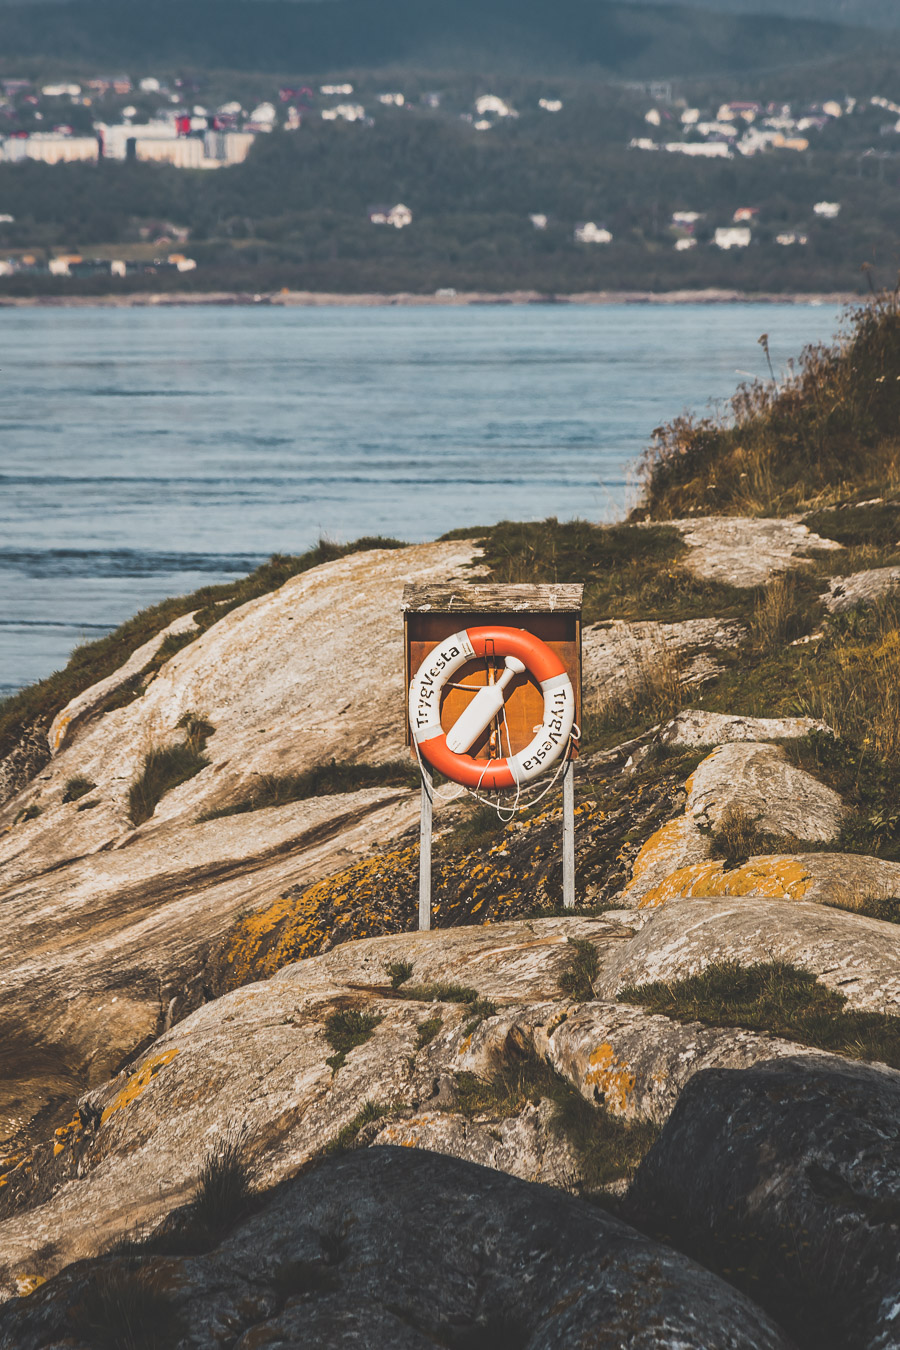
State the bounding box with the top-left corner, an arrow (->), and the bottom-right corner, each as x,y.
585,631 -> 684,737
638,293 -> 900,519
798,600 -> 900,766
750,572 -> 822,654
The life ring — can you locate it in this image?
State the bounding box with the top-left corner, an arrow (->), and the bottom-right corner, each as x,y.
409,625 -> 576,790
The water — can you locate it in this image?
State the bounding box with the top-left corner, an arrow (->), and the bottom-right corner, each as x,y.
0,300 -> 843,696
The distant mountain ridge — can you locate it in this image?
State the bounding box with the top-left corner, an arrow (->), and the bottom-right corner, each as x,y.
616,0 -> 900,31
0,0 -> 890,75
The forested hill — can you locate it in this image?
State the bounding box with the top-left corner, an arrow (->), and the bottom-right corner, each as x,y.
615,0 -> 900,31
0,0 -> 886,77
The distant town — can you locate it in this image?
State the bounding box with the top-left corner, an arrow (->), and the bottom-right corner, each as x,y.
0,64 -> 896,292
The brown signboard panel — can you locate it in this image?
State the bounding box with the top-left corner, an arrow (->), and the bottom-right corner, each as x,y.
402,584 -> 583,761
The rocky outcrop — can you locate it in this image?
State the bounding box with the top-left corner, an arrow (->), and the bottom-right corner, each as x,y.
655,709 -> 830,747
597,895 -> 900,1012
621,741 -> 845,905
0,917 -> 820,1300
0,1148 -> 795,1350
582,617 -> 745,708
628,1055 -> 900,1350
666,516 -> 841,587
48,609 -> 199,756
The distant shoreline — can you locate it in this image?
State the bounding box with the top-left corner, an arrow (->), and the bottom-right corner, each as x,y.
0,288 -> 860,309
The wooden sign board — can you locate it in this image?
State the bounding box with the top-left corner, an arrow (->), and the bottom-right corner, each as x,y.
402,582 -> 583,763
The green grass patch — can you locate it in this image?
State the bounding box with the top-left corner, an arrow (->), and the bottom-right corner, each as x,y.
325,1100 -> 385,1154
804,503 -> 900,553
128,742 -> 210,826
199,758 -> 418,822
620,960 -> 900,1068
15,804 -> 41,822
415,1014 -> 444,1050
441,517 -> 752,626
396,982 -> 497,1033
824,893 -> 900,924
557,938 -> 600,1002
191,1133 -> 251,1236
323,1009 -> 383,1074
456,1050 -> 657,1188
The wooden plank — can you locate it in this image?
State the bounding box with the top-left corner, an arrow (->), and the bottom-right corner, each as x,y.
402,583 -> 583,614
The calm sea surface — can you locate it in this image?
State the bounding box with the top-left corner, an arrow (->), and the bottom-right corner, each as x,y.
0,301 -> 843,696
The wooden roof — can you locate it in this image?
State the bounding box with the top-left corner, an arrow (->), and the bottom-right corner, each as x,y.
402,583 -> 583,614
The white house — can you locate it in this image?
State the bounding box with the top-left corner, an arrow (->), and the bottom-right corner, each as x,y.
475,95 -> 516,118
538,98 -> 562,112
674,237 -> 697,251
529,213 -> 548,230
377,93 -> 405,107
368,203 -> 412,229
714,226 -> 752,249
321,104 -> 365,122
776,232 -> 808,246
813,201 -> 841,218
574,222 -> 612,244
321,83 -> 353,96
665,142 -> 732,158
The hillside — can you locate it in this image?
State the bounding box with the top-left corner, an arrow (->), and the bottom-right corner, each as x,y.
2,298 -> 900,1346
0,0 -> 886,77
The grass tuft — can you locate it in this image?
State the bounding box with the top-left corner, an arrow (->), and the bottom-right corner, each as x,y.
415,1014 -> 444,1050
325,1100 -> 385,1154
750,572 -> 822,654
128,742 -> 209,826
385,959 -> 413,989
191,1132 -> 251,1236
557,938 -> 600,1002
323,1008 -> 383,1073
63,774 -> 95,803
620,959 -> 900,1068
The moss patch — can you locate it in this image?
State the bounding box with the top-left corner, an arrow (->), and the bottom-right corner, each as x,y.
620,960 -> 900,1068
323,1009 -> 383,1074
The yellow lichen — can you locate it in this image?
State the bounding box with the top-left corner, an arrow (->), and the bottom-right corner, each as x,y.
584,1042 -> 636,1113
101,1048 -> 179,1124
15,1275 -> 45,1297
638,856 -> 814,908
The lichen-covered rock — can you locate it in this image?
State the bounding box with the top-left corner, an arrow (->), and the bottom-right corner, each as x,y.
0,1148 -> 795,1350
667,515 -> 841,586
621,742 -> 844,905
596,895 -> 900,1012
631,850 -> 900,913
825,566 -> 900,614
627,1055 -> 900,1350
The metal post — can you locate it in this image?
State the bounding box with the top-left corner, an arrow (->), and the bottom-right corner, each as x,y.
419,762 -> 433,931
562,757 -> 575,910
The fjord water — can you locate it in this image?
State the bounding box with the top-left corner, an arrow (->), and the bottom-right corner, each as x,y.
0,301 -> 842,696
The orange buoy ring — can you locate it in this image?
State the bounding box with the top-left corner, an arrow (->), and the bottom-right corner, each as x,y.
408,625 -> 575,790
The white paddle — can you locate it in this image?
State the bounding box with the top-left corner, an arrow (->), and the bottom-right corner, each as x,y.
445,655 -> 527,754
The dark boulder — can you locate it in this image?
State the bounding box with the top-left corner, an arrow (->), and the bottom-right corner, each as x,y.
626,1055 -> 900,1350
0,1146 -> 793,1350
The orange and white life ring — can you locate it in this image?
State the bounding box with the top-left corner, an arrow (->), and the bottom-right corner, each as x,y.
409,625 -> 575,790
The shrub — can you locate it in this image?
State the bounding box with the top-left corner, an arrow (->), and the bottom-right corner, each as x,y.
63,774 -> 95,803
639,294 -> 900,518
415,1014 -> 444,1050
386,959 -> 413,989
620,959 -> 900,1068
